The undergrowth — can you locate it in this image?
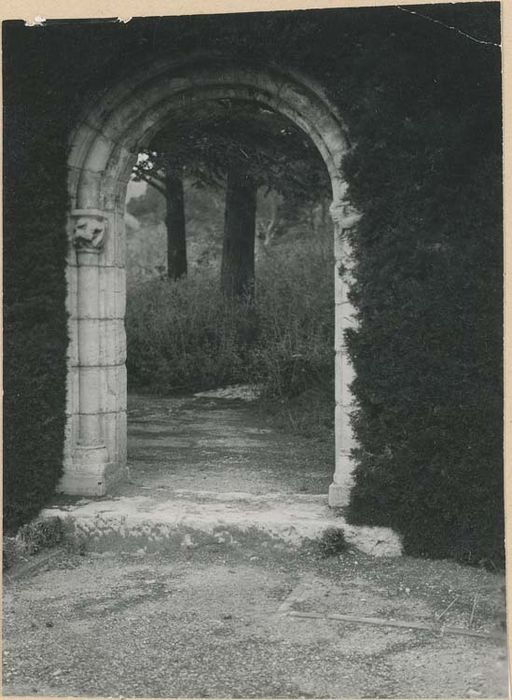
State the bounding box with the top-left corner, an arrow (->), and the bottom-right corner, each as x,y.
3,516 -> 87,572
126,233 -> 334,434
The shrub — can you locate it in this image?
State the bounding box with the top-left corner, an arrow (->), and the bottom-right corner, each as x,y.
250,233 -> 334,400
3,24 -> 71,533
126,232 -> 335,402
317,527 -> 350,557
343,11 -> 503,565
17,516 -> 65,555
126,272 -> 255,393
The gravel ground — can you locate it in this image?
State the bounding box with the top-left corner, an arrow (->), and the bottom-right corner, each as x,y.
5,392 -> 508,697
3,542 -> 508,698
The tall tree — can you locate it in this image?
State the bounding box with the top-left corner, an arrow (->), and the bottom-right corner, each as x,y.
132,157 -> 187,280
221,163 -> 257,299
164,167 -> 187,280
134,100 -> 330,294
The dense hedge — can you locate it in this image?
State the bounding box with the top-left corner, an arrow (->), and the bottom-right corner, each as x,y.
340,9 -> 503,564
3,27 -> 71,531
3,6 -> 503,560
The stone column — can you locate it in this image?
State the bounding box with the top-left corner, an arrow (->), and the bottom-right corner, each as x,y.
70,209 -> 110,495
329,200 -> 361,507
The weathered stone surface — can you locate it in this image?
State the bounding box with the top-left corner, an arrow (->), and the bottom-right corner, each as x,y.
98,266 -> 126,319
43,493 -> 401,555
72,214 -> 106,252
67,122 -> 100,170
77,169 -> 103,210
99,320 -> 126,366
102,409 -> 127,466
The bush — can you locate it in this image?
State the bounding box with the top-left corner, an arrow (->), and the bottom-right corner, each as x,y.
250,233 -> 334,397
3,26 -> 71,533
126,232 -> 335,402
317,527 -> 350,557
343,11 -> 503,565
17,516 -> 65,555
126,272 -> 254,393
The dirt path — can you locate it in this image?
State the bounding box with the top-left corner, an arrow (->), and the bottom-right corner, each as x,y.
3,544 -> 507,698
115,393 -> 334,497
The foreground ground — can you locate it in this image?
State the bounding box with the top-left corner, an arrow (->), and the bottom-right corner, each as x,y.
3,543 -> 507,698
3,392 -> 508,697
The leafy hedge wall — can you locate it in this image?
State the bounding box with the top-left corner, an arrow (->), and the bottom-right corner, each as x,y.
3,26 -> 75,531
3,6 -> 503,560
339,9 -> 503,565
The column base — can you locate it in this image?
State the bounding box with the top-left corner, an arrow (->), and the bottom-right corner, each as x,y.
61,444 -> 110,497
328,481 -> 350,508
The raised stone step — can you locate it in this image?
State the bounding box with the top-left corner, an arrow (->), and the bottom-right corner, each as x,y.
41,490 -> 402,557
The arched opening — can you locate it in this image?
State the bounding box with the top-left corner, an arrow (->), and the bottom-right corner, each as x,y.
63,58 -> 360,505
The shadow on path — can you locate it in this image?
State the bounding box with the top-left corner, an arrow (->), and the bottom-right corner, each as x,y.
117,393 -> 334,498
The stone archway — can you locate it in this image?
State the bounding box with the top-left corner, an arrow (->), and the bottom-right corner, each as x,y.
62,58 -> 360,506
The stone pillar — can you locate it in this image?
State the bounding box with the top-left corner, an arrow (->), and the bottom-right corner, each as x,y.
69,209 -> 110,495
329,200 -> 361,507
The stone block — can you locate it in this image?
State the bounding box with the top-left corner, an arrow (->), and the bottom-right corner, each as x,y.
98,319 -> 126,366
78,366 -> 104,414
98,364 -> 127,414
100,212 -> 125,268
68,123 -> 99,170
276,81 -> 317,121
75,320 -> 102,366
62,411 -> 76,468
66,365 -> 79,415
102,409 -> 127,468
66,319 -> 79,365
77,169 -> 102,210
58,467 -> 108,497
65,221 -> 79,268
72,319 -> 125,366
334,362 -> 344,406
107,143 -> 137,179
65,264 -> 78,319
67,166 -> 82,210
73,319 -> 124,366
334,268 -> 346,305
335,403 -> 355,451
328,481 -> 350,508
83,133 -> 115,174
99,266 -> 126,319
100,92 -> 156,141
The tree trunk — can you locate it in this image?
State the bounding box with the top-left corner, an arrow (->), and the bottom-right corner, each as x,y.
221,164 -> 257,300
165,168 -> 187,280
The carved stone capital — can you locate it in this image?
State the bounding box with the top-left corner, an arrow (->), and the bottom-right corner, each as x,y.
330,201 -> 362,230
71,209 -> 107,252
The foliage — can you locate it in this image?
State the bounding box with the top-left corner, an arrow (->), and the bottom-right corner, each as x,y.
249,230 -> 334,398
340,8 -> 503,565
126,185 -> 167,222
3,24 -> 74,532
126,274 -> 252,393
126,232 -> 334,396
317,528 -> 350,557
17,517 -> 65,555
3,517 -> 87,571
133,101 -> 329,208
125,178 -> 328,266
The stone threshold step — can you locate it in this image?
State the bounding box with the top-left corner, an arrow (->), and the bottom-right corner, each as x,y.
41,492 -> 402,557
